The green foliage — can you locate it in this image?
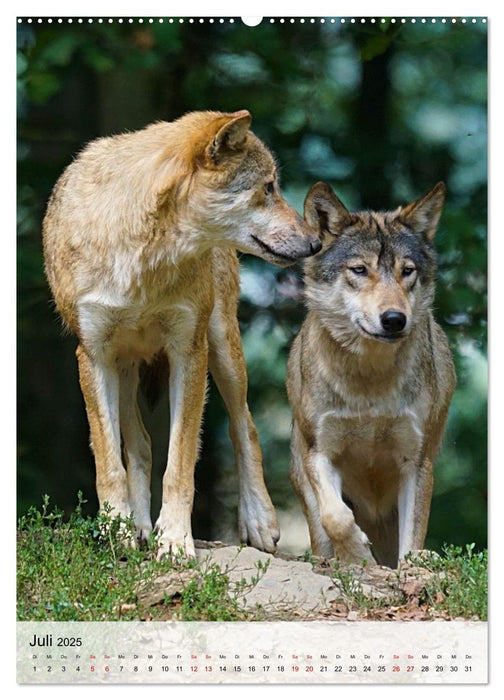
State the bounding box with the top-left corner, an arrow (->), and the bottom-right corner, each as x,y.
179,565 -> 243,621
178,550 -> 270,621
17,495 -> 254,622
18,494 -> 158,621
430,343 -> 487,551
331,559 -> 386,611
329,545 -> 487,619
406,545 -> 488,620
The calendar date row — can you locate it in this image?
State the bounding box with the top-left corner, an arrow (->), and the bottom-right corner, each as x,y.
32,663 -> 475,674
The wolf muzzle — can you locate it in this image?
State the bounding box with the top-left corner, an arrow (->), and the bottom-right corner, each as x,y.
380,310 -> 407,334
302,235 -> 323,257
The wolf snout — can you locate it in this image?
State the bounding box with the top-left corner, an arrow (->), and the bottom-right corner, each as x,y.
291,214 -> 323,256
309,236 -> 323,254
380,310 -> 407,334
293,232 -> 322,258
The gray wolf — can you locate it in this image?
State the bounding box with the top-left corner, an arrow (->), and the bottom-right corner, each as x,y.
287,181 -> 455,567
42,109 -> 321,559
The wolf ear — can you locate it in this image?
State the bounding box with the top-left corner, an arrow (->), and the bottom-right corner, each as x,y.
206,110 -> 252,163
400,182 -> 446,242
304,182 -> 351,240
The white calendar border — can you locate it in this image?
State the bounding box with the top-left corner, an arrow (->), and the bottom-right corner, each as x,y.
5,1 -> 499,696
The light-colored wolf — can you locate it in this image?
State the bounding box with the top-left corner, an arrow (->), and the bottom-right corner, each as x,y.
287,182 -> 456,567
43,109 -> 321,559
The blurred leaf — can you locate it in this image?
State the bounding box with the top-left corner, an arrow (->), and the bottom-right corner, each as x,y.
81,44 -> 116,72
17,51 -> 28,76
360,33 -> 393,61
26,71 -> 60,103
38,33 -> 79,67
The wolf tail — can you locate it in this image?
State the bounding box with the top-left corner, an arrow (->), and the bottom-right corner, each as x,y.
139,351 -> 170,411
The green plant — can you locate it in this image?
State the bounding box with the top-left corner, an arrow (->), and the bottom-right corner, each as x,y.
406,544 -> 487,620
17,494 -> 169,621
330,559 -> 381,611
178,564 -> 243,621
178,554 -> 271,621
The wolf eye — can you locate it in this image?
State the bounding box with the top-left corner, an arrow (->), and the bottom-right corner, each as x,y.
349,265 -> 367,275
264,181 -> 275,195
402,266 -> 416,277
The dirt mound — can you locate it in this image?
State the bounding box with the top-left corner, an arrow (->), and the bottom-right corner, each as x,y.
139,541 -> 450,621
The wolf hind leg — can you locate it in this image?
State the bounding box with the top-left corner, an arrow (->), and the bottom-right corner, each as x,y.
207,296 -> 279,553
118,359 -> 153,544
398,457 -> 434,560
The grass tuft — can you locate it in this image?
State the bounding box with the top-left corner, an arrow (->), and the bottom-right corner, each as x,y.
17,494 -> 250,622
406,544 -> 487,620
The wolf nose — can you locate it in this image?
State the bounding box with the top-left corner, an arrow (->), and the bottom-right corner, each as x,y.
309,237 -> 322,254
380,310 -> 407,333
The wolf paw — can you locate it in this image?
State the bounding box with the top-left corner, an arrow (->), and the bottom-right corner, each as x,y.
334,529 -> 377,565
322,510 -> 376,565
239,496 -> 280,553
154,522 -> 196,561
135,523 -> 153,547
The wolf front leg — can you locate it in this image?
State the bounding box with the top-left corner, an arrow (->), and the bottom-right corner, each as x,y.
307,450 -> 376,565
76,344 -> 131,522
290,423 -> 333,557
207,296 -> 280,553
155,328 -> 209,560
398,457 -> 434,560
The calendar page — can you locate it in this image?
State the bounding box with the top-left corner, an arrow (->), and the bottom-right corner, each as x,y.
16,10 -> 488,685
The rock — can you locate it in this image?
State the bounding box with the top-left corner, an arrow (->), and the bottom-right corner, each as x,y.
402,580 -> 426,598
136,543 -> 446,620
137,570 -> 196,608
113,603 -> 137,614
196,544 -> 340,614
